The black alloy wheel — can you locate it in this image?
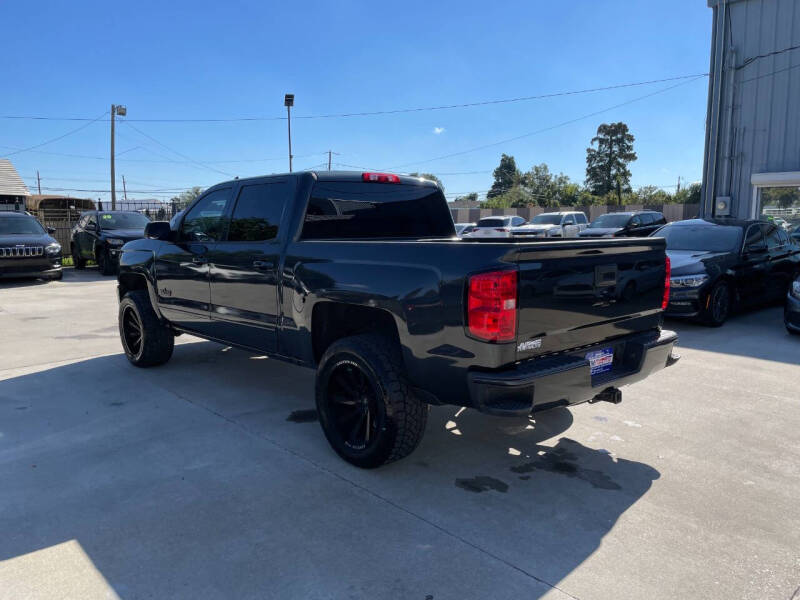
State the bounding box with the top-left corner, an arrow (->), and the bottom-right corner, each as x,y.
326,361 -> 381,452
121,305 -> 144,358
97,248 -> 115,276
703,280 -> 731,327
71,244 -> 86,269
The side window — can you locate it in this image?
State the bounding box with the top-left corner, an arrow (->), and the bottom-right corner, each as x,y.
78,215 -> 88,228
576,213 -> 587,224
745,225 -> 766,250
653,213 -> 666,225
180,188 -> 231,242
227,181 -> 288,242
777,228 -> 790,246
512,216 -> 524,226
562,214 -> 574,225
630,215 -> 642,227
86,214 -> 97,229
762,224 -> 783,249
640,214 -> 654,225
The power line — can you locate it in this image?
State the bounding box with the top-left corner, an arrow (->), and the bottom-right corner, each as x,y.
1,112 -> 108,157
0,73 -> 709,123
387,75 -> 707,169
121,122 -> 236,177
737,43 -> 800,70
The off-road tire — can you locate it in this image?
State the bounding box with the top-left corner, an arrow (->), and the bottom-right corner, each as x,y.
315,334 -> 428,468
119,290 -> 174,367
71,244 -> 86,269
701,280 -> 731,327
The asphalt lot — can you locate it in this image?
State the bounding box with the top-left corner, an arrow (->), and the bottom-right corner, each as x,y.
1,268 -> 798,600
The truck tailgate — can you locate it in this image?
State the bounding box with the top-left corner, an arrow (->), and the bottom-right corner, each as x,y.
512,238 -> 667,359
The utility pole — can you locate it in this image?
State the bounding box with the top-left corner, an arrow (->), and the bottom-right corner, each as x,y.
110,104 -> 127,210
677,176 -> 681,193
328,150 -> 332,171
122,175 -> 128,203
284,94 -> 294,172
36,170 -> 41,195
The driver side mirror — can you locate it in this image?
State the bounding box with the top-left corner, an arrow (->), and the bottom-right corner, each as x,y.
564,219 -> 574,226
145,221 -> 173,241
47,227 -> 56,234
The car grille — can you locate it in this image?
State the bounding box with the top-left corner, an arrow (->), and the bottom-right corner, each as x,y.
0,246 -> 45,258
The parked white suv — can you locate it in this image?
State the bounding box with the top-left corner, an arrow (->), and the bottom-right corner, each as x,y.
510,211 -> 588,239
464,215 -> 526,238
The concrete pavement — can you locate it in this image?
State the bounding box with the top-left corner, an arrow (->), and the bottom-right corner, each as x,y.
1,268 -> 798,599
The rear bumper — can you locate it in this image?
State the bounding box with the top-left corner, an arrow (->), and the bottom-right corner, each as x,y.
467,329 -> 678,416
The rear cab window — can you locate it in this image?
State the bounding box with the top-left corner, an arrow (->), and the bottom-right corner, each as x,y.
302,180 -> 454,239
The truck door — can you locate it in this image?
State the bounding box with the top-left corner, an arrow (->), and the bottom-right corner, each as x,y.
763,223 -> 794,300
562,214 -> 578,237
207,178 -> 291,352
154,187 -> 232,335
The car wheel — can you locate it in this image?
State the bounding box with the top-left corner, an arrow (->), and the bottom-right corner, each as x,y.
702,280 -> 731,327
119,290 -> 174,367
71,244 -> 86,269
315,334 -> 428,468
97,248 -> 115,276
49,271 -> 63,281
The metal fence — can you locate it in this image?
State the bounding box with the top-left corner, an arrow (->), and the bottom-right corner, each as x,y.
30,201 -> 182,258
449,203 -> 701,225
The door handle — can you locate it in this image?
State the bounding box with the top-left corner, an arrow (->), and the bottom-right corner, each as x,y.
252,260 -> 274,271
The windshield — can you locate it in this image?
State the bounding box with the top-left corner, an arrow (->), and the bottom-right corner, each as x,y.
98,212 -> 151,230
531,214 -> 562,225
0,216 -> 46,235
589,213 -> 631,228
657,225 -> 742,252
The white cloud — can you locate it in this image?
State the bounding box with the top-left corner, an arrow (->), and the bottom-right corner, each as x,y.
433,127 -> 445,135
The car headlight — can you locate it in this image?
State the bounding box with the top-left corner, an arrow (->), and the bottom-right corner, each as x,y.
670,274 -> 710,288
106,238 -> 125,246
792,280 -> 800,299
45,242 -> 61,255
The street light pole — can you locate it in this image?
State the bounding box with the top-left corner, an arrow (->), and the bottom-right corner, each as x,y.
111,104 -> 116,210
284,94 -> 294,172
110,104 -> 127,210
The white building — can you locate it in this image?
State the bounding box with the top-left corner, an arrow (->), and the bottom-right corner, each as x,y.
0,159 -> 30,211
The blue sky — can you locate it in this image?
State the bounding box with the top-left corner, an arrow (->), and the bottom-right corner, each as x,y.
3,0 -> 711,202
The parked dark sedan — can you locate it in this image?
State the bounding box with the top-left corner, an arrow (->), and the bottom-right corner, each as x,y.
786,275 -> 800,335
71,211 -> 150,275
579,211 -> 666,238
0,211 -> 63,280
654,219 -> 800,326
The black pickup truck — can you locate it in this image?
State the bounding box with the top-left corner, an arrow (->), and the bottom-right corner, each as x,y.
117,171 -> 678,468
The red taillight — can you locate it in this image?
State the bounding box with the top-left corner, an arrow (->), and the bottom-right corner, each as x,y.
362,172 -> 401,184
661,255 -> 671,310
467,270 -> 518,342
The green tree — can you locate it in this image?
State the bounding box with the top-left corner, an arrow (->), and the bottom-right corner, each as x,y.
408,172 -> 444,192
481,186 -> 530,208
453,192 -> 479,203
634,185 -> 672,204
585,122 -> 637,205
170,186 -> 204,210
672,182 -> 701,204
762,186 -> 800,209
487,154 -> 521,199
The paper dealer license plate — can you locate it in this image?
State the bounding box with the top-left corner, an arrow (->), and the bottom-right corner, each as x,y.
586,348 -> 614,376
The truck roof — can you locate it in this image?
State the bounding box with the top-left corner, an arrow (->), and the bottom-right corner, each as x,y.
217,170 -> 440,189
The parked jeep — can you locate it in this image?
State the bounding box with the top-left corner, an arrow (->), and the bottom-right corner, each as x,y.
71,211 -> 150,275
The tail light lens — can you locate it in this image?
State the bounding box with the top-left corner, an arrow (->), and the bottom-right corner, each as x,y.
362,172 -> 401,183
467,270 -> 518,342
661,255 -> 671,310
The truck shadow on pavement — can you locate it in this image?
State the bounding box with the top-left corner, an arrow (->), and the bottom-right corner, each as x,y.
0,340 -> 660,599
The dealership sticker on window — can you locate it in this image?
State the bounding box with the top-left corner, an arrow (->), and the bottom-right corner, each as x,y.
586,348 -> 614,375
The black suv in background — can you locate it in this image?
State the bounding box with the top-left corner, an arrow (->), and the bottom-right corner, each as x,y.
580,211 -> 666,238
0,211 -> 63,280
71,211 -> 150,275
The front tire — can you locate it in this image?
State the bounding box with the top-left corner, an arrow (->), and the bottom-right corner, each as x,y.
119,290 -> 174,367
701,280 -> 732,327
315,334 -> 428,468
